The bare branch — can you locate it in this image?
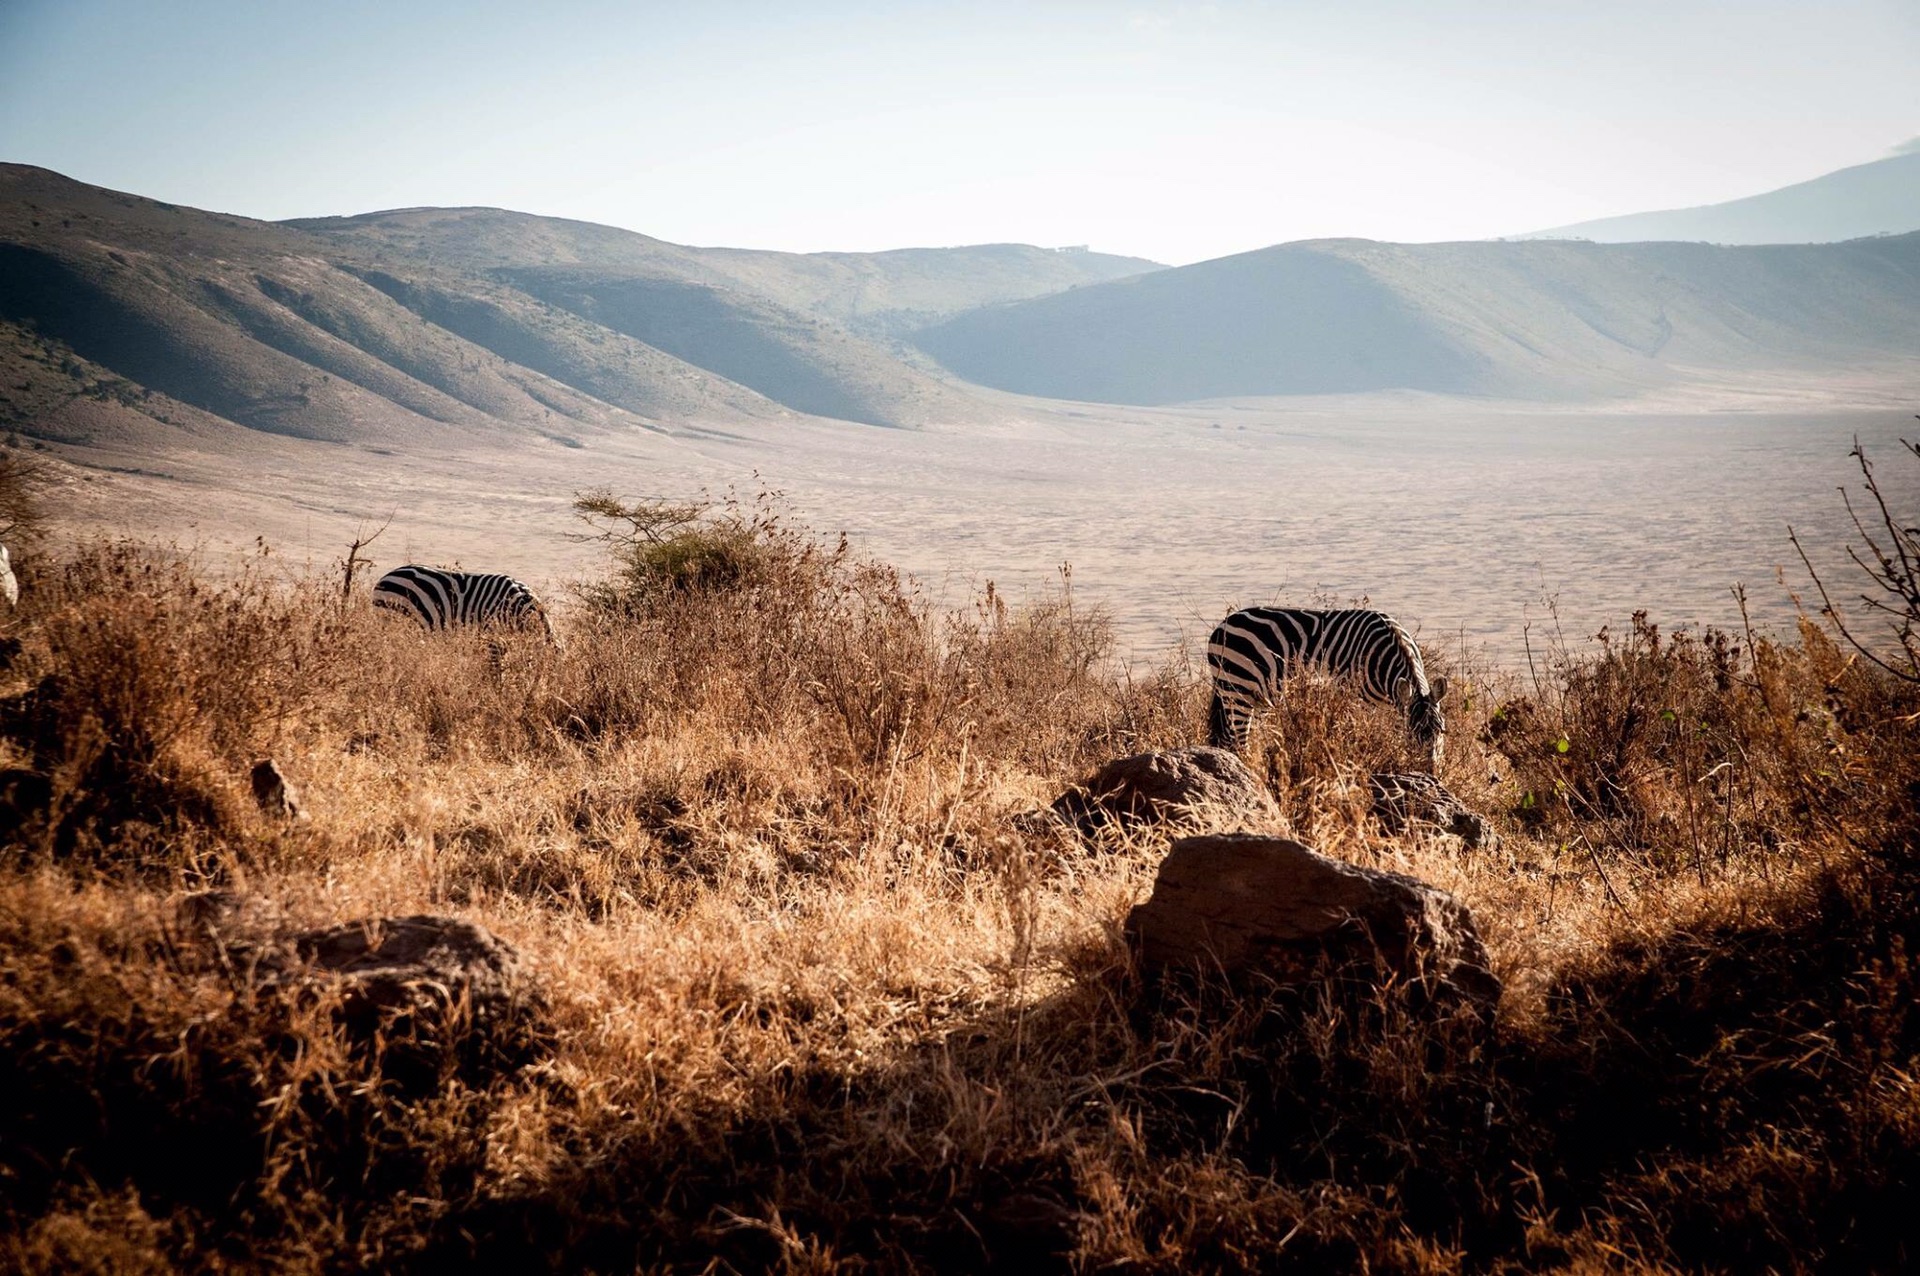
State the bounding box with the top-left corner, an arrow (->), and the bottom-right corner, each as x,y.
338,512 -> 395,608
1790,435 -> 1920,683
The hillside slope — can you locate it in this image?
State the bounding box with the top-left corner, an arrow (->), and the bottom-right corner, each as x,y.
285,206 -> 1159,337
912,234 -> 1920,404
1525,150 -> 1920,245
6,165 -> 1125,440
0,165 -> 787,447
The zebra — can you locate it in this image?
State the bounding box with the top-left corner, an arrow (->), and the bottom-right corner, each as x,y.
371,565 -> 554,640
1207,606 -> 1450,769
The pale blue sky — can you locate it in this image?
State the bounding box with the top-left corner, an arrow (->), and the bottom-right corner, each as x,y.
2,0 -> 1913,264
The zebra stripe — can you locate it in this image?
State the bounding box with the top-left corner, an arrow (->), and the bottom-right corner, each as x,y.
1206,606 -> 1449,768
372,565 -> 552,638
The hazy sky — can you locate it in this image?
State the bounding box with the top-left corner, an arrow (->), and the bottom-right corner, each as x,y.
2,0 -> 1914,264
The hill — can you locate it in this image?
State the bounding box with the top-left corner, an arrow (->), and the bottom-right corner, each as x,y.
0,166 -> 788,447
910,234 -> 1920,404
1525,150 -> 1920,245
0,166 -> 1154,443
284,206 -> 1159,337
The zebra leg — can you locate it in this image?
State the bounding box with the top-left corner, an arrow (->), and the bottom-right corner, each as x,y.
1208,690 -> 1260,751
1208,691 -> 1236,749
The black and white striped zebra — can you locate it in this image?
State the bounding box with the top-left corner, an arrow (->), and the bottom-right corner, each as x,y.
372,565 -> 553,639
1207,607 -> 1450,768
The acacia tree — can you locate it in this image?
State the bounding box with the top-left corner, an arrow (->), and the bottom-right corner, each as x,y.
571,488 -> 768,605
1791,430 -> 1920,683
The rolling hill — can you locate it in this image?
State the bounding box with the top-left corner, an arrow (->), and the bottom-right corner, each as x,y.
8,162 -> 1918,440
0,165 -> 1155,445
911,234 -> 1920,405
1524,149 -> 1920,245
284,206 -> 1159,338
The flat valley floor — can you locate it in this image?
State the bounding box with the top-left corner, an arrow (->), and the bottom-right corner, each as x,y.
37,377 -> 1920,667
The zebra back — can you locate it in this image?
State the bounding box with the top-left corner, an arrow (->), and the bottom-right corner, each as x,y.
372,565 -> 550,636
1206,607 -> 1435,750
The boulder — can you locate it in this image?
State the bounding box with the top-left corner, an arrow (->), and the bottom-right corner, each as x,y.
1125,833 -> 1501,1015
181,899 -> 549,1089
1370,771 -> 1496,849
1050,746 -> 1278,837
293,915 -> 543,1062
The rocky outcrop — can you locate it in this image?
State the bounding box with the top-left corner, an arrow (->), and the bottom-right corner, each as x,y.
1125,833 -> 1501,1015
1050,746 -> 1278,837
1370,771 -> 1497,849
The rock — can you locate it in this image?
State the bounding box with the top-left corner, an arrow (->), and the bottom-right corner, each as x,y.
249,758 -> 307,822
1370,771 -> 1497,850
1050,746 -> 1278,837
1125,833 -> 1501,1015
295,913 -> 535,1028
181,901 -> 549,1090
294,914 -> 548,1090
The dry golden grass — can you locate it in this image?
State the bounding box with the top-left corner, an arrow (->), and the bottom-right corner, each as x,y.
2,508 -> 1918,1273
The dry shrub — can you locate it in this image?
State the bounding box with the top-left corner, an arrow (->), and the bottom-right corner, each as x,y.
566,491 -> 1182,772
1,542 -> 353,862
1485,609 -> 1883,883
0,875 -> 510,1270
0,447 -> 45,548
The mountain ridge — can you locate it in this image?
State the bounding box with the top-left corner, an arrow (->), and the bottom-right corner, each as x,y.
1521,150 -> 1920,245
911,232 -> 1920,405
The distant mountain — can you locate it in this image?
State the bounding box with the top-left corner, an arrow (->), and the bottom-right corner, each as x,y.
912,234 -> 1920,405
0,165 -> 1151,446
1523,150 -> 1920,245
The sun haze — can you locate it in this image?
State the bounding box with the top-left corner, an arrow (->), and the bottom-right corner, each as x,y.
2,0 -> 1914,263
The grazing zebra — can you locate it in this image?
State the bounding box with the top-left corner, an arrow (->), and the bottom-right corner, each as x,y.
0,544 -> 15,609
372,565 -> 553,639
1207,606 -> 1450,768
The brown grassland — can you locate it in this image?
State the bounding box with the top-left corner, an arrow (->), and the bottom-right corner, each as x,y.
2,449 -> 1919,1273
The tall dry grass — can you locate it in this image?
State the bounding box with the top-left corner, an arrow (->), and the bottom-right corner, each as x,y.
1,494 -> 1917,1272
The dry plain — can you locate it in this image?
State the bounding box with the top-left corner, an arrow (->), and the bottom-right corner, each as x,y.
37,373 -> 1920,665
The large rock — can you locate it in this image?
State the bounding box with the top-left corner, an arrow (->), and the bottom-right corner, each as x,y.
293,916 -> 545,1075
1125,834 -> 1501,1015
182,899 -> 549,1089
1050,746 -> 1278,837
1370,771 -> 1497,850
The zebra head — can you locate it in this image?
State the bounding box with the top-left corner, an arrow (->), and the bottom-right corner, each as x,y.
1394,674 -> 1450,770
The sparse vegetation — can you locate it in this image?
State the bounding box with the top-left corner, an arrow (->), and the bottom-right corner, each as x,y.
0,447 -> 44,546
2,480 -> 1918,1272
